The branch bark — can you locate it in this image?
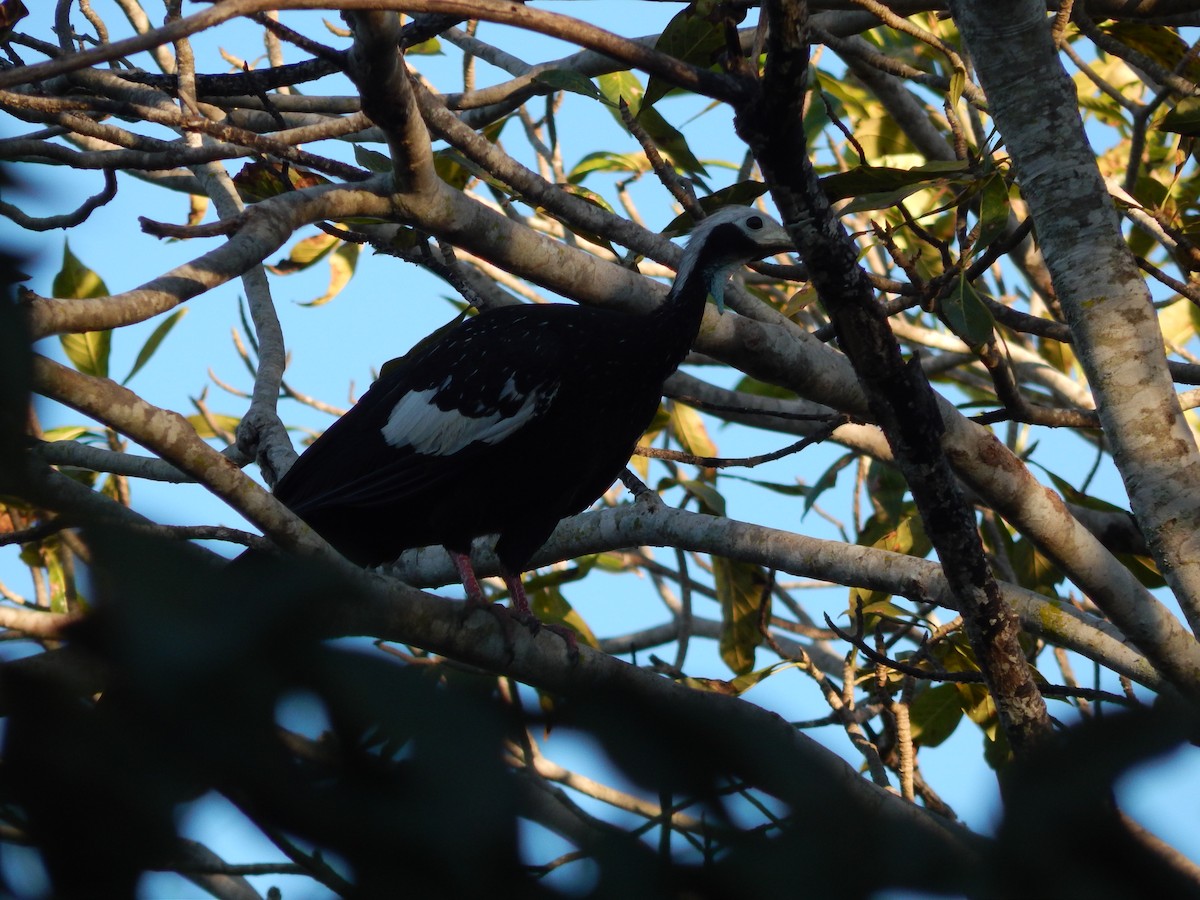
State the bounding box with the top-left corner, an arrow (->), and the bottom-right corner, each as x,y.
389,502 -> 1171,694
29,356 -> 340,567
732,0 -> 1052,754
950,0 -> 1200,636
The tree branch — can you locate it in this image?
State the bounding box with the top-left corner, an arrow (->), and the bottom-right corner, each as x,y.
737,0 -> 1051,754
388,503 -> 1171,695
951,0 -> 1200,636
25,178 -> 395,338
28,355 -> 340,567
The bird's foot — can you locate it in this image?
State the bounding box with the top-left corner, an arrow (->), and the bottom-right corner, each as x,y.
460,597 -> 519,660
544,622 -> 580,664
510,610 -> 579,664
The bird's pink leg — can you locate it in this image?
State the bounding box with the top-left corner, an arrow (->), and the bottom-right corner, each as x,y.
452,551 -> 577,661
501,568 -> 533,617
501,567 -> 579,662
450,549 -> 486,606
451,550 -> 518,654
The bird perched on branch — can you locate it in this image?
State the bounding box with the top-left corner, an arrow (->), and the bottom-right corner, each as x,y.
272,205 -> 792,646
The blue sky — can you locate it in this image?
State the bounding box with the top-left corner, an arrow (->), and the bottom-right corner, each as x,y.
2,3 -> 1199,896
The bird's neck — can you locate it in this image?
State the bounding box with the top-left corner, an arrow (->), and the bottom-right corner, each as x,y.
647,261 -> 718,373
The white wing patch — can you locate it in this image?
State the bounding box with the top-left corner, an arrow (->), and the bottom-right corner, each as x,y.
381,378 -> 554,456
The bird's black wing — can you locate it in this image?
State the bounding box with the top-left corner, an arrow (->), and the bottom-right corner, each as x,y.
273,306 -> 574,517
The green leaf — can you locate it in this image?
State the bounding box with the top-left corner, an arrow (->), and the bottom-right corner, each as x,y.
804,451 -> 855,517
860,515 -> 932,558
597,70 -> 644,116
353,145 -> 394,173
680,660 -> 803,695
976,173 -> 1011,251
804,78 -> 834,145
1102,22 -> 1200,86
721,473 -> 809,497
433,149 -> 475,192
679,478 -> 725,516
823,160 -> 969,210
635,105 -> 708,177
849,514 -> 931,613
956,680 -> 996,728
598,71 -> 707,176
732,374 -> 798,401
301,242 -> 361,307
434,147 -> 513,193
41,425 -> 101,443
60,330 -> 111,380
1115,553 -> 1167,589
1158,297 -> 1197,349
55,239 -> 111,377
908,683 -> 965,748
856,597 -> 913,622
124,309 -> 187,384
406,35 -> 442,56
714,556 -> 770,676
982,719 -> 1013,770
931,633 -> 980,675
567,151 -> 652,184
726,660 -> 802,694
1039,467 -> 1120,513
232,160 -> 329,201
53,240 -> 108,299
1008,535 -> 1066,598
644,7 -> 724,109
940,276 -> 995,350
781,285 -> 819,318
570,551 -> 626,574
56,244 -> 113,376
1159,96 -> 1200,136
532,69 -> 604,103
43,543 -> 69,614
660,183 -> 772,235
948,65 -> 966,108
528,583 -> 600,650
865,460 -> 908,525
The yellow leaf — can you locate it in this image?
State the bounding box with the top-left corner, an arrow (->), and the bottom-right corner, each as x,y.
714,557 -> 770,676
669,403 -> 716,459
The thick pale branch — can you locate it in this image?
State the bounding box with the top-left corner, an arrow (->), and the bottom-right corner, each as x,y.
190,155 -> 294,487
390,503 -> 1170,694
34,439 -> 220,481
344,11 -> 439,195
710,313 -> 1193,697
951,0 -> 1200,635
26,178 -> 394,338
0,606 -> 78,639
29,356 -> 337,565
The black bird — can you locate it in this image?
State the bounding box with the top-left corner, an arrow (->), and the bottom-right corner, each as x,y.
273,205 -> 792,634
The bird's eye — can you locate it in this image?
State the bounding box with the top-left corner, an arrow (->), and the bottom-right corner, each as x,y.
747,215 -> 764,230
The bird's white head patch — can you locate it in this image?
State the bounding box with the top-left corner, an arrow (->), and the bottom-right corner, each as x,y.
673,206 -> 792,312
